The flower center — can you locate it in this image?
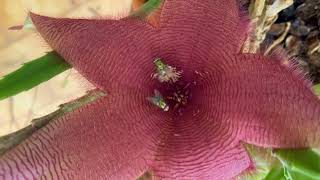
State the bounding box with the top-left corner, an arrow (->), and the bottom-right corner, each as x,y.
148,58 -> 194,114
166,81 -> 192,111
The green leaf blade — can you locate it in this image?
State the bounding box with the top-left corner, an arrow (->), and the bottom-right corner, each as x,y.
274,149 -> 320,179
313,84 -> 320,96
264,167 -> 286,180
0,52 -> 71,100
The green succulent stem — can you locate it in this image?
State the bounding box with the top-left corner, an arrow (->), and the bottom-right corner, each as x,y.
0,52 -> 71,101
273,149 -> 320,179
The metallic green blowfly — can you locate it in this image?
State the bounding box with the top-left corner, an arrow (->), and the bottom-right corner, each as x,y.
147,89 -> 169,111
153,58 -> 182,83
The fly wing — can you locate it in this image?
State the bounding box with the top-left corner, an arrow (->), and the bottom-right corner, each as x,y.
147,96 -> 159,106
154,89 -> 163,99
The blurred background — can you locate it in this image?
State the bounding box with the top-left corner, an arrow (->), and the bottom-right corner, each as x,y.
0,0 -> 132,136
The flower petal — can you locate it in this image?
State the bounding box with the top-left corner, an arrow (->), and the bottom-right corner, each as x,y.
30,13 -> 157,91
0,90 -> 165,179
158,0 -> 248,65
150,110 -> 251,179
217,53 -> 320,148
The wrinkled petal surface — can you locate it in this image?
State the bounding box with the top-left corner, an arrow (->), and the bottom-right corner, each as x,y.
157,0 -> 248,67
30,13 -> 158,92
216,53 -> 320,147
3,0 -> 319,179
0,89 -> 166,179
150,107 -> 250,179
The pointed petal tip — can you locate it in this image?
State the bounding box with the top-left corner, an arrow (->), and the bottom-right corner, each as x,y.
29,12 -> 45,23
28,11 -> 157,92
235,53 -> 320,148
266,48 -> 314,89
29,12 -> 58,29
28,12 -> 58,36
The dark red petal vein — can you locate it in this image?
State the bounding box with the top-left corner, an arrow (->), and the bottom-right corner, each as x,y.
150,106 -> 250,179
157,0 -> 248,68
30,13 -> 158,92
219,53 -> 320,148
0,89 -> 166,179
145,66 -> 252,179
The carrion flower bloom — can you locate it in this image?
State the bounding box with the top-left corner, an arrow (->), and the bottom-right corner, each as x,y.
1,0 -> 320,179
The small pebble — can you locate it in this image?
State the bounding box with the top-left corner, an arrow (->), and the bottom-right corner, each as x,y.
285,35 -> 303,56
290,19 -> 311,37
295,0 -> 320,22
306,30 -> 320,55
309,52 -> 320,67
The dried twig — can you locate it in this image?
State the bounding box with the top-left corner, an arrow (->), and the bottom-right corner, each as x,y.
264,22 -> 291,55
242,0 -> 293,53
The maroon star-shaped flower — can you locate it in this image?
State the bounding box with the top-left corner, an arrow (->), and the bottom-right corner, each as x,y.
1,0 -> 320,179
